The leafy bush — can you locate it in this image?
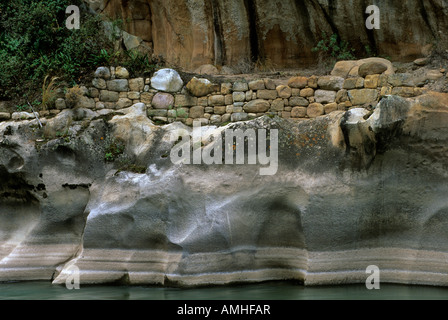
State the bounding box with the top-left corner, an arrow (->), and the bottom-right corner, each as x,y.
312,32 -> 356,61
0,0 -> 111,101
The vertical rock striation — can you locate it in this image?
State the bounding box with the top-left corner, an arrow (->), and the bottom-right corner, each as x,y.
87,0 -> 448,70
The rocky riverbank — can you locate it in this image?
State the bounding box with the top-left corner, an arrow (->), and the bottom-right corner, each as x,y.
1,77 -> 448,286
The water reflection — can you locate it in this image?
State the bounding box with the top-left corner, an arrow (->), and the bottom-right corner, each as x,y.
0,281 -> 447,300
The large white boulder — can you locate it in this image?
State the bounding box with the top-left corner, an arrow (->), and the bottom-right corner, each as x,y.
151,68 -> 184,93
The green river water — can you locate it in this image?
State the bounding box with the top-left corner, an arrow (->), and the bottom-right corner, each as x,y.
0,281 -> 447,300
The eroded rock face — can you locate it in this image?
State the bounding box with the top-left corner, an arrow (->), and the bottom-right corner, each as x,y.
1,93 -> 448,287
85,0 -> 448,70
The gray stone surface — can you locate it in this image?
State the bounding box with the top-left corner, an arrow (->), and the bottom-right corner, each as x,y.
1,93 -> 448,288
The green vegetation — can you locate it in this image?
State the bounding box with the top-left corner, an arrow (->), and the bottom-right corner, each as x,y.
0,0 -> 107,100
0,0 -> 162,106
104,138 -> 125,162
312,32 -> 356,61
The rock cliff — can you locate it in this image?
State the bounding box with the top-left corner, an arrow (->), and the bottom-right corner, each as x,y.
86,0 -> 448,70
1,91 -> 448,287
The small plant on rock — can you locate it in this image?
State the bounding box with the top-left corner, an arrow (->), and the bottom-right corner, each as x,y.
104,138 -> 126,162
312,32 -> 356,61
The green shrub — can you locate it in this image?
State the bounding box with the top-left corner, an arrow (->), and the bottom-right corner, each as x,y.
312,32 -> 356,61
0,0 -> 112,100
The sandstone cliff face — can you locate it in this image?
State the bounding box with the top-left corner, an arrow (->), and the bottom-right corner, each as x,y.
88,0 -> 448,70
1,92 -> 448,287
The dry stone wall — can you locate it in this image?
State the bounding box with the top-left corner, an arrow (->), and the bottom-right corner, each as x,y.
1,65 -> 431,125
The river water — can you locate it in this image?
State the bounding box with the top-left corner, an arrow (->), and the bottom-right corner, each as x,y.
0,281 -> 447,300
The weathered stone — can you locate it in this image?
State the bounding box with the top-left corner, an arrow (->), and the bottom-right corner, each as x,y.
343,78 -> 359,90
89,87 -> 100,98
12,112 -> 35,120
315,90 -> 336,104
92,78 -> 107,90
289,96 -> 309,107
148,109 -> 168,117
116,98 -> 133,109
221,83 -> 232,95
140,92 -> 154,104
271,99 -> 285,112
337,103 -> 347,111
288,76 -> 308,89
233,92 -> 246,102
151,69 -> 184,92
152,92 -> 175,109
128,92 -> 140,100
332,58 -> 394,78
264,79 -> 276,90
380,86 -> 393,97
291,107 -> 307,118
225,94 -> 233,105
388,73 -> 415,87
378,74 -> 389,87
348,89 -> 379,105
189,106 -> 205,119
336,89 -> 349,103
209,95 -> 225,106
391,87 -> 416,97
231,112 -> 248,122
94,67 -> 111,80
122,31 -> 143,51
0,112 -> 11,120
358,61 -> 388,77
187,77 -> 217,97
317,76 -> 344,91
195,64 -> 219,75
276,85 -> 292,99
364,74 -> 379,88
95,102 -> 105,110
214,106 -> 226,115
210,115 -> 222,125
221,113 -> 231,123
233,82 -> 249,92
167,109 -> 177,118
129,78 -> 144,92
55,98 -> 66,110
308,76 -> 318,89
426,70 -> 444,81
205,107 -> 214,113
76,96 -> 96,109
243,99 -> 270,113
324,102 -> 338,114
245,90 -> 253,101
300,88 -> 314,97
307,103 -> 325,118
107,79 -> 129,92
100,90 -> 119,102
281,111 -> 291,119
257,90 -> 277,100
249,80 -> 265,91
115,66 -> 130,79
414,57 -> 430,66
176,107 -> 189,119
175,94 -> 197,107
197,97 -> 208,106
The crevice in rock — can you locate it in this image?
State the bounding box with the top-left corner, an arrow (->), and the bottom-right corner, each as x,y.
211,0 -> 225,66
363,0 -> 378,56
244,0 -> 261,63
